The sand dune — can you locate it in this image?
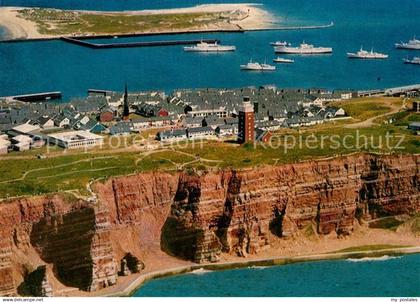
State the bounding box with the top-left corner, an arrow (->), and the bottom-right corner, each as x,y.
0,7 -> 52,39
0,3 -> 276,40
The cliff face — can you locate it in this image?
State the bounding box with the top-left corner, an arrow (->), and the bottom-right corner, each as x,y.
0,153 -> 418,296
0,228 -> 15,296
159,154 -> 419,262
0,195 -> 118,296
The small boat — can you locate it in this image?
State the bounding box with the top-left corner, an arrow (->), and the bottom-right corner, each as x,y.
240,60 -> 276,71
184,41 -> 236,52
270,41 -> 291,47
275,42 -> 333,54
403,57 -> 420,65
273,57 -> 294,63
395,37 -> 420,50
347,47 -> 388,59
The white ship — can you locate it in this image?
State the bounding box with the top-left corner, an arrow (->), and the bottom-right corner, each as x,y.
347,47 -> 388,59
273,57 -> 294,63
395,37 -> 420,50
184,41 -> 236,52
270,41 -> 291,47
275,42 -> 333,54
403,57 -> 420,65
240,60 -> 276,71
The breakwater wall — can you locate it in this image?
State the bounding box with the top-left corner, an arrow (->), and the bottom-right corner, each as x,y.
0,22 -> 334,44
253,21 -> 335,32
60,37 -> 220,49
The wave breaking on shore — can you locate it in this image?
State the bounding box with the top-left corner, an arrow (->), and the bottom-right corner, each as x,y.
189,268 -> 213,275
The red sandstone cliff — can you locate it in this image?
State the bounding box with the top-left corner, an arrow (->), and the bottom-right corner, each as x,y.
0,153 -> 418,296
158,154 -> 419,262
0,195 -> 118,296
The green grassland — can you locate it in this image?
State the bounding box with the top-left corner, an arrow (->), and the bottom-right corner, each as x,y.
0,154 -> 138,197
330,97 -> 402,121
0,125 -> 417,199
384,111 -> 420,126
17,8 -> 231,36
0,97 -> 418,199
339,103 -> 389,121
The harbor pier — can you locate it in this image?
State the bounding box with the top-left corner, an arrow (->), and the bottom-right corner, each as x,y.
60,37 -> 221,49
11,92 -> 62,102
357,84 -> 420,97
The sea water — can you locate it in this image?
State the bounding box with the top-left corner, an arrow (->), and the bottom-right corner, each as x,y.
0,0 -> 419,99
134,254 -> 420,297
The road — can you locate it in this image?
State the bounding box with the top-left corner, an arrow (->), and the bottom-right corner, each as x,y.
345,100 -> 404,129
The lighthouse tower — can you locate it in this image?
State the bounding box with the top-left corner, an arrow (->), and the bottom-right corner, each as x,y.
238,96 -> 255,144
122,83 -> 129,121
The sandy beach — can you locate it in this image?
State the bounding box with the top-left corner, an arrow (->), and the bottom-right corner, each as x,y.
0,7 -> 53,39
111,3 -> 277,30
0,3 -> 276,40
51,224 -> 420,297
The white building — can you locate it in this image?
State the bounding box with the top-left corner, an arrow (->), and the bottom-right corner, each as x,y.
132,119 -> 151,131
54,116 -> 70,128
183,117 -> 203,128
335,108 -> 346,116
107,97 -> 123,110
37,116 -> 55,129
11,135 -> 32,151
79,115 -> 90,125
216,125 -> 237,137
14,142 -> 30,151
12,123 -> 40,135
11,135 -> 32,144
187,127 -> 215,139
157,129 -> 188,142
48,130 -> 104,149
0,137 -> 10,154
187,107 -> 228,118
153,117 -> 174,128
341,93 -> 352,100
131,117 -> 175,131
312,98 -> 325,107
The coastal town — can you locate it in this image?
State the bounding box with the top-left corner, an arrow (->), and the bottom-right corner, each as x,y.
1,84 -> 420,154
0,86 -> 351,153
1,0 -> 420,299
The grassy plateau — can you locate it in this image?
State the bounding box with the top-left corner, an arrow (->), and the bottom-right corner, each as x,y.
0,97 -> 418,199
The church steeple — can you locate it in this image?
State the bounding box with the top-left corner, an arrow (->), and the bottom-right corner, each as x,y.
123,83 -> 129,120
